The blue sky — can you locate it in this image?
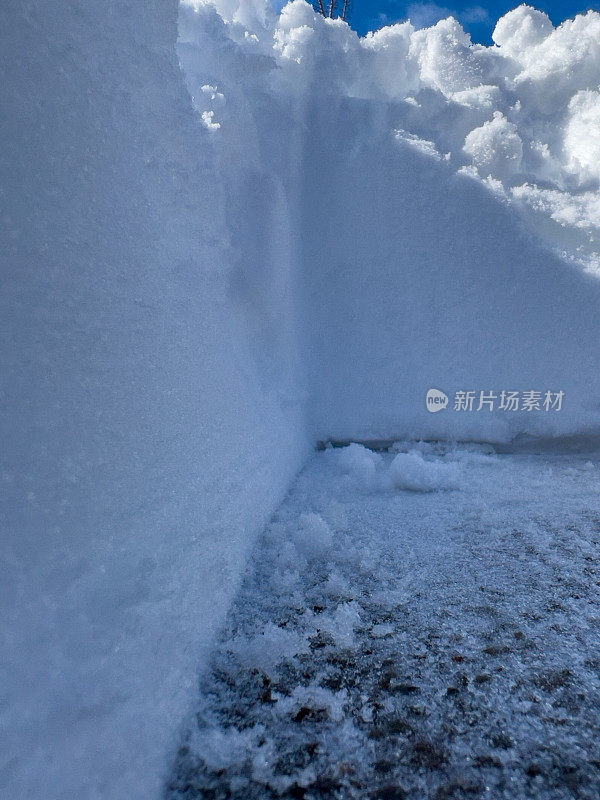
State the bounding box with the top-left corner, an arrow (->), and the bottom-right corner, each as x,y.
271,0 -> 599,42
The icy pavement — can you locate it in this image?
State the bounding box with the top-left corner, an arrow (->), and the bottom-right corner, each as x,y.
167,443 -> 600,800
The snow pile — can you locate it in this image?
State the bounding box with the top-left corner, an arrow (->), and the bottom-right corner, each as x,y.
176,0 -> 600,447
261,2 -> 600,441
329,442 -> 384,486
389,451 -> 462,491
330,443 -> 462,491
258,0 -> 600,272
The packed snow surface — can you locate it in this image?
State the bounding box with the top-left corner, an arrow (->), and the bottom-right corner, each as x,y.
169,443 -> 600,799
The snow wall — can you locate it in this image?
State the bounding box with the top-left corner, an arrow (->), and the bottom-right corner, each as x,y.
0,2 -> 307,799
3,0 -> 600,798
179,0 -> 600,444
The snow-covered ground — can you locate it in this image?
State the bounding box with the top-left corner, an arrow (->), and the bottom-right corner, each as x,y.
169,443 -> 600,799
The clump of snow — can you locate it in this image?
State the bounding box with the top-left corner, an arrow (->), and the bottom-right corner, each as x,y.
270,566 -> 301,595
197,83 -> 225,124
370,622 -> 394,638
564,91 -> 600,184
491,5 -> 553,57
225,622 -> 310,675
389,451 -> 462,491
192,724 -> 265,772
330,443 -> 383,486
322,568 -> 352,598
395,129 -> 443,161
274,537 -> 306,572
292,512 -> 334,560
276,685 -> 348,723
452,84 -> 501,110
315,601 -> 363,648
201,109 -> 221,130
449,450 -> 498,467
411,16 -> 483,95
463,111 -> 523,176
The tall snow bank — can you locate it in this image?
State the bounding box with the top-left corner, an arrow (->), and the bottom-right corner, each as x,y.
176,0 -> 600,443
178,0 -> 600,445
0,1 -> 307,799
300,96 -> 600,441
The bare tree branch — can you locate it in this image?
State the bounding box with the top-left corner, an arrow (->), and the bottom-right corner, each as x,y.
313,0 -> 351,21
